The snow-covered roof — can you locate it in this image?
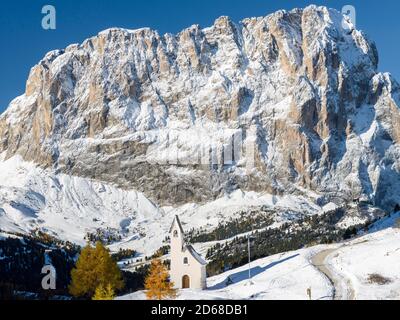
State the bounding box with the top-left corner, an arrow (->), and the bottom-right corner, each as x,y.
184,244 -> 207,266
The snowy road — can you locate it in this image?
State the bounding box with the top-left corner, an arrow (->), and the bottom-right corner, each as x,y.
311,248 -> 355,300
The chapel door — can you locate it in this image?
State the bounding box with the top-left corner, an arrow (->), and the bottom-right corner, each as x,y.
182,275 -> 190,288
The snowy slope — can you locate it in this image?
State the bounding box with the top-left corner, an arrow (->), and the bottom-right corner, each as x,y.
0,153 -> 325,254
118,226 -> 400,300
0,153 -> 161,246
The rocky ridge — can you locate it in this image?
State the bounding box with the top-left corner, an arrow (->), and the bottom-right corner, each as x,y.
0,5 -> 399,210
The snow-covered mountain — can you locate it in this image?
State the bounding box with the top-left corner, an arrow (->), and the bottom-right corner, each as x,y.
0,5 -> 400,254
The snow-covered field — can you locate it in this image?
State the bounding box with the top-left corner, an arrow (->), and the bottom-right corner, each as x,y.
119,225 -> 400,300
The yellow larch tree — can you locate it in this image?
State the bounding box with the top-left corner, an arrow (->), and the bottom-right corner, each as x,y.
144,259 -> 177,300
69,241 -> 124,299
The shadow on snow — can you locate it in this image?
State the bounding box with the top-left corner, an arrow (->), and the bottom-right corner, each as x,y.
207,253 -> 300,290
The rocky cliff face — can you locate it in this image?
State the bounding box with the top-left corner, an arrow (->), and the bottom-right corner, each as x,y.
1,5 -> 399,209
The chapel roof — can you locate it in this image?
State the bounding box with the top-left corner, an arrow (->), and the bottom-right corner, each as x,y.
169,215 -> 184,234
184,245 -> 208,266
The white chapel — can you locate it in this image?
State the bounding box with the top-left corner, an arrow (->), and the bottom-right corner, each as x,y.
169,215 -> 207,289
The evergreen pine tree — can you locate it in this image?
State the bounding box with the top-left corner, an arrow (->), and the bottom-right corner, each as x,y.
69,241 -> 124,299
144,259 -> 177,300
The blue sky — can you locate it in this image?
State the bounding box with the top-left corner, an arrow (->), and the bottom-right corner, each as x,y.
0,0 -> 399,113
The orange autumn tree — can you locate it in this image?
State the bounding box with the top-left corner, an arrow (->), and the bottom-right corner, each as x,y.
144,259 -> 177,300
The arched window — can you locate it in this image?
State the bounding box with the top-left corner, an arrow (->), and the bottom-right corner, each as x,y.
173,230 -> 178,237
183,257 -> 188,265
